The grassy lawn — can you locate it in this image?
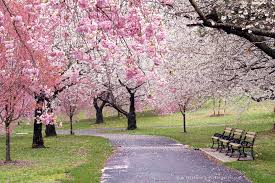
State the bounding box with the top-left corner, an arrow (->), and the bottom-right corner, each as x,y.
62,101 -> 275,183
0,135 -> 112,183
50,100 -> 275,131
111,102 -> 274,183
12,100 -> 275,183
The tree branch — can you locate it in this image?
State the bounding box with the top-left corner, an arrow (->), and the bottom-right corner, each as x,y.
188,0 -> 275,59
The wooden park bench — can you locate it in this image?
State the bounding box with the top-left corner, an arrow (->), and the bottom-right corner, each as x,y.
219,129 -> 245,153
228,132 -> 257,160
211,127 -> 233,150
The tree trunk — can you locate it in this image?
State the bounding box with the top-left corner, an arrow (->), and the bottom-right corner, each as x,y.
32,123 -> 44,148
224,99 -> 227,115
32,107 -> 45,148
127,93 -> 137,130
95,108 -> 104,124
127,113 -> 137,130
213,98 -> 216,116
70,115 -> 74,135
45,124 -> 57,137
218,99 -> 221,115
93,97 -> 105,124
182,106 -> 187,133
45,101 -> 57,137
5,124 -> 11,162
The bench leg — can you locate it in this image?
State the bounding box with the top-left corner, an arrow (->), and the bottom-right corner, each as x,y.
211,139 -> 214,148
216,141 -> 221,151
211,139 -> 216,149
229,146 -> 234,157
242,147 -> 247,157
237,147 -> 242,160
226,144 -> 231,156
219,142 -> 224,152
251,147 -> 255,160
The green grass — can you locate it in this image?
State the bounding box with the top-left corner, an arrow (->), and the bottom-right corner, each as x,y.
12,100 -> 275,183
43,101 -> 272,133
0,135 -> 112,183
105,102 -> 274,183
56,101 -> 274,183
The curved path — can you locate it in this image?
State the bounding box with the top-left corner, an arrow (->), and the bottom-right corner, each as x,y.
57,130 -> 250,183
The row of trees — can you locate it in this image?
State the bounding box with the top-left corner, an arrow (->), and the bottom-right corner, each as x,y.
0,0 -> 274,162
151,0 -> 275,132
0,0 -> 164,162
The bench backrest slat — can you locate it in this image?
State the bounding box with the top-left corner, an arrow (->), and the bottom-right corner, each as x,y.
246,132 -> 256,136
232,129 -> 245,139
225,127 -> 233,131
246,134 -> 256,139
242,131 -> 257,146
224,129 -> 232,133
234,129 -> 244,133
224,127 -> 233,136
245,132 -> 257,140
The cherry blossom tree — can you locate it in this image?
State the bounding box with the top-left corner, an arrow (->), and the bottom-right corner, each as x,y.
0,0 -> 63,160
153,74 -> 206,133
0,73 -> 34,161
151,16 -> 254,131
99,81 -> 147,130
160,1 -> 274,102
94,56 -> 160,130
0,0 -> 178,162
93,93 -> 108,124
168,0 -> 275,58
153,45 -> 210,132
34,0 -> 166,129
184,1 -> 274,97
58,85 -> 85,135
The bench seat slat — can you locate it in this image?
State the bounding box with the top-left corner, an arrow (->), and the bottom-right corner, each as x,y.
219,139 -> 229,143
247,132 -> 256,135
229,142 -> 241,147
246,134 -> 256,138
211,136 -> 219,140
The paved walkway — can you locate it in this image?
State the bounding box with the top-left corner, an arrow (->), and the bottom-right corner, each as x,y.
57,130 -> 250,183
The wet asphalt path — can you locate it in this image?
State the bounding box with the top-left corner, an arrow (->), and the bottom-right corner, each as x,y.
57,129 -> 250,183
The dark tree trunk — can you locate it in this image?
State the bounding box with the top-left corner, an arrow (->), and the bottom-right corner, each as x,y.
70,115 -> 74,135
45,101 -> 57,137
127,93 -> 137,130
95,108 -> 104,124
32,107 -> 45,148
5,124 -> 11,162
93,97 -> 105,124
45,124 -> 57,137
182,106 -> 187,133
32,123 -> 44,148
99,80 -> 141,130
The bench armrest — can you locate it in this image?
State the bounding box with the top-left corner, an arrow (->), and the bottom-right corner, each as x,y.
241,141 -> 253,147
